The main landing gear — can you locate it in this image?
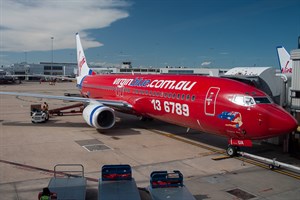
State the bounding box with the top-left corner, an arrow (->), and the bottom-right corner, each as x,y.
138,116 -> 153,121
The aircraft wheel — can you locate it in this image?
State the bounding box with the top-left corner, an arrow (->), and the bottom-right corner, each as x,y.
138,116 -> 148,121
226,145 -> 237,157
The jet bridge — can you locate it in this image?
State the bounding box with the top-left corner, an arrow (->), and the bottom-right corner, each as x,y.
223,67 -> 287,106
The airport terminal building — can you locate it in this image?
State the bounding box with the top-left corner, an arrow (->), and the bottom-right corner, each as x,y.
4,62 -> 77,78
3,61 -> 228,77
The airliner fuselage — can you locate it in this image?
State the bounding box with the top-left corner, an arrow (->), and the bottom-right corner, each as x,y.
80,74 -> 297,144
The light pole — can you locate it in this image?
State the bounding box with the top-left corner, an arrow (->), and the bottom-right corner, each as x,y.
51,37 -> 54,75
24,51 -> 27,63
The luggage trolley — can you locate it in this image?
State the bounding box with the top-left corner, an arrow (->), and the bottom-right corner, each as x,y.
98,164 -> 141,200
47,164 -> 87,200
148,170 -> 196,200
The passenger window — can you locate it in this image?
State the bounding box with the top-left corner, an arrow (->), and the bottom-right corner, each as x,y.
191,95 -> 195,101
181,94 -> 185,100
186,94 -> 190,100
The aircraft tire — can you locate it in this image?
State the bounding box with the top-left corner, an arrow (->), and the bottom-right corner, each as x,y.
138,116 -> 148,121
226,145 -> 237,157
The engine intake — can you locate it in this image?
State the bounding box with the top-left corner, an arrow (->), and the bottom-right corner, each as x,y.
82,104 -> 115,129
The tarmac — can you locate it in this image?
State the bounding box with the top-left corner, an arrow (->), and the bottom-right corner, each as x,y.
0,81 -> 300,200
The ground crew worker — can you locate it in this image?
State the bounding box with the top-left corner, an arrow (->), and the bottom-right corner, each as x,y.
39,187 -> 51,200
41,102 -> 49,112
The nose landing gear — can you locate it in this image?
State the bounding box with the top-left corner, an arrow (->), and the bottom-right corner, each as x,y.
226,139 -> 253,157
226,145 -> 239,157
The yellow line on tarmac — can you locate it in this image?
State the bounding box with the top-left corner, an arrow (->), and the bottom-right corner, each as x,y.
146,128 -> 300,180
148,128 -> 224,154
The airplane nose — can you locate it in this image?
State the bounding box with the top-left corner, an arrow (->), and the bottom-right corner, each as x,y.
265,105 -> 298,136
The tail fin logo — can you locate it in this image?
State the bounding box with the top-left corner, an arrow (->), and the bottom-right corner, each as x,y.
78,50 -> 86,75
79,57 -> 86,72
276,46 -> 292,74
282,61 -> 292,73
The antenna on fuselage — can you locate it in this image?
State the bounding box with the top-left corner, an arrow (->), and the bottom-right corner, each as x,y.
186,127 -> 190,133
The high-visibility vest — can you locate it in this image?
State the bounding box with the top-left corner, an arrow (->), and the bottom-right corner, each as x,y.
40,195 -> 50,200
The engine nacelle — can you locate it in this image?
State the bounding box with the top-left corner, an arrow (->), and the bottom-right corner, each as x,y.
82,104 -> 115,129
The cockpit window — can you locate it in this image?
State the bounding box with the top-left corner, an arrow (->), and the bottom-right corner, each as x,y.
254,97 -> 272,104
231,95 -> 256,106
233,95 -> 244,106
244,96 -> 255,106
231,95 -> 272,106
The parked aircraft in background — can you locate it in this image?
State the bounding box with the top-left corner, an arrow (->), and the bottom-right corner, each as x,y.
277,46 -> 292,74
0,70 -> 21,84
0,34 -> 298,156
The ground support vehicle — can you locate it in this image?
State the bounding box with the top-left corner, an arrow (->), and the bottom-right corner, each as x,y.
30,104 -> 49,123
48,103 -> 83,116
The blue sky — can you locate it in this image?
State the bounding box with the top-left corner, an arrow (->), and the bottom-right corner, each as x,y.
1,0 -> 300,69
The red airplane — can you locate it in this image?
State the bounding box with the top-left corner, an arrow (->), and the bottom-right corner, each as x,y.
0,33 -> 298,156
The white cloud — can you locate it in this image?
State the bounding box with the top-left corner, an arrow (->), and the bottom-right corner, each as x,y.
201,61 -> 211,66
0,0 -> 130,52
220,52 -> 229,55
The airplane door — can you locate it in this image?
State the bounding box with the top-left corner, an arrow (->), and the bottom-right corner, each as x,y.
204,87 -> 220,116
116,86 -> 124,97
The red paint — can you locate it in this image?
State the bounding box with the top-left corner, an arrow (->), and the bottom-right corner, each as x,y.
80,74 -> 298,141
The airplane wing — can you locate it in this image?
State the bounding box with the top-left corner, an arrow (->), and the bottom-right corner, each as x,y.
3,74 -> 76,81
32,74 -> 76,81
0,91 -> 133,110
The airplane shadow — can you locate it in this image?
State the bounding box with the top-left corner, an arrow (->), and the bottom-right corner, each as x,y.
114,113 -> 284,157
114,112 -> 229,150
2,119 -> 89,128
1,112 -> 229,148
1,112 -> 284,156
1,113 -> 142,136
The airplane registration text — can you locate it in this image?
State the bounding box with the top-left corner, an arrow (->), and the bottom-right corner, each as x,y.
151,99 -> 189,116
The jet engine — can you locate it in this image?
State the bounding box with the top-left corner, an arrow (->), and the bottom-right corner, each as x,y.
82,104 -> 115,129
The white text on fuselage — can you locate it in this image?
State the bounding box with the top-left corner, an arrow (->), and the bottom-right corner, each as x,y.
113,78 -> 197,91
